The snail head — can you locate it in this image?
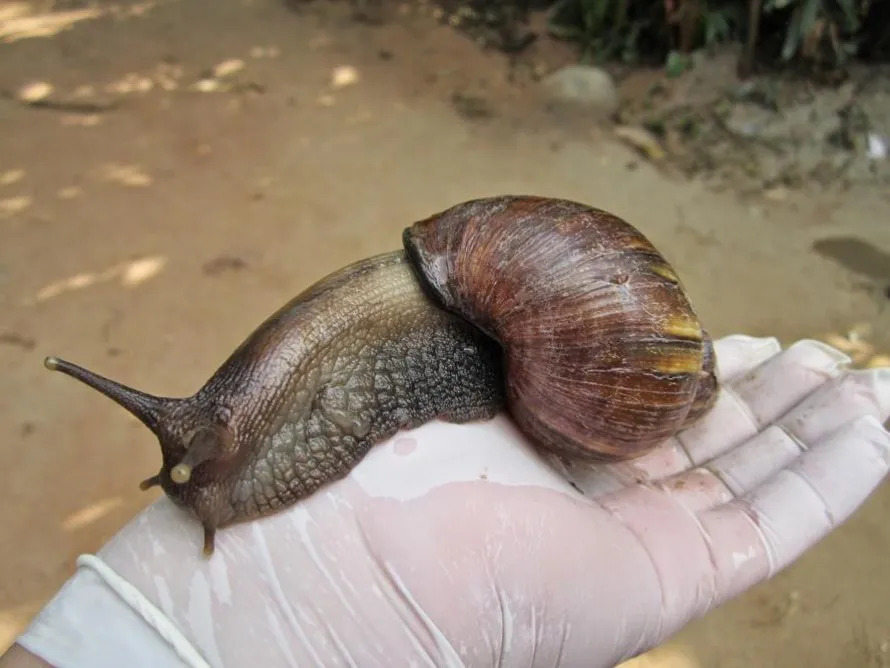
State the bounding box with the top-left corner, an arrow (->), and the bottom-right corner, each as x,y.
43,356 -> 241,552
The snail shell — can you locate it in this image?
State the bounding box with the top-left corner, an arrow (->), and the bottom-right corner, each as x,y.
404,196 -> 717,460
43,195 -> 718,555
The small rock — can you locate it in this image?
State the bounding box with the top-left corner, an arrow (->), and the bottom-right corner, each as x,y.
867,133 -> 887,160
539,65 -> 619,118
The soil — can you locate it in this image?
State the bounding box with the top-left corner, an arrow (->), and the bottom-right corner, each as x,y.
0,0 -> 888,666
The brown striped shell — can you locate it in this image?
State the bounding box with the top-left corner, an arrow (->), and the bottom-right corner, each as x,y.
403,195 -> 718,461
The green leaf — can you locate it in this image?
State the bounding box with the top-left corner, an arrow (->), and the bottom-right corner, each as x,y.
665,50 -> 690,77
798,0 -> 822,39
764,0 -> 796,13
834,0 -> 861,31
704,11 -> 731,45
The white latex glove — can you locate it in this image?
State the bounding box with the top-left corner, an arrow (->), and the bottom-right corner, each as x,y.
16,335 -> 890,668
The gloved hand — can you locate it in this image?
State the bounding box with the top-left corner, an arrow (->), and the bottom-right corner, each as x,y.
14,335 -> 890,668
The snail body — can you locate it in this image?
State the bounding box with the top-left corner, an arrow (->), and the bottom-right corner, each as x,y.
45,196 -> 717,555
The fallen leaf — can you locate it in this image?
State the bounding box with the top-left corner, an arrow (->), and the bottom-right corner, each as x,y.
614,125 -> 666,162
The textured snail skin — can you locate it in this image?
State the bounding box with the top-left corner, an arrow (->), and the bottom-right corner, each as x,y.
46,251 -> 505,554
43,196 -> 717,555
188,252 -> 504,525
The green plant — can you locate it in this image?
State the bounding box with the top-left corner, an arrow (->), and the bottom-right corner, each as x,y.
546,0 -> 744,67
764,0 -> 864,65
701,1 -> 744,46
546,0 -> 670,64
544,0 -> 881,74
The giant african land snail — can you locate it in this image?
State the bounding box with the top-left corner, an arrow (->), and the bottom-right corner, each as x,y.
44,195 -> 718,556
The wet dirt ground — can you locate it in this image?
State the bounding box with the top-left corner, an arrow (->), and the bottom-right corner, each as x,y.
1,0 -> 889,665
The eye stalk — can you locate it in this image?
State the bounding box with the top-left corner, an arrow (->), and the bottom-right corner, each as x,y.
170,464 -> 192,484
43,354 -> 233,499
43,356 -> 175,434
170,427 -> 227,485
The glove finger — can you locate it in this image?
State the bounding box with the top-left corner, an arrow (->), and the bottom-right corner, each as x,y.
654,365 -> 890,513
777,367 -> 890,443
590,414 -> 889,650
712,334 -> 782,382
676,339 -> 850,464
698,414 -> 890,610
560,339 -> 848,497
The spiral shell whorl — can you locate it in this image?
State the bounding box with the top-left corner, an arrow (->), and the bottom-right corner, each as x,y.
403,195 -> 717,461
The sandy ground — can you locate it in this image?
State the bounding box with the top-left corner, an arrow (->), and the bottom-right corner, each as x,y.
1,0 -> 889,665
